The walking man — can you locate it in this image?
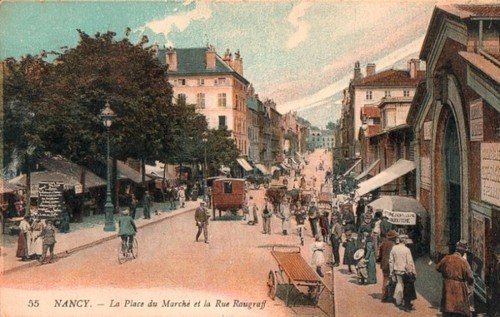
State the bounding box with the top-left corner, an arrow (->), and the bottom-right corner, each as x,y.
389,236 -> 416,311
379,230 -> 398,302
308,201 -> 319,237
178,186 -> 186,208
195,201 -> 210,243
142,191 -> 152,219
278,198 -> 291,235
329,214 -> 343,266
38,219 -> 57,264
295,205 -> 307,245
262,198 -> 272,234
437,240 -> 474,317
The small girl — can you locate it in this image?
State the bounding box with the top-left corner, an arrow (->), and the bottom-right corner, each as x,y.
356,257 -> 368,284
342,230 -> 357,274
311,235 -> 326,277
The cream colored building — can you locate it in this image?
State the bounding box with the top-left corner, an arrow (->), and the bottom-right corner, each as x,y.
159,46 -> 250,155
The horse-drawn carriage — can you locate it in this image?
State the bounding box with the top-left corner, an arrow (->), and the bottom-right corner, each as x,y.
211,178 -> 246,218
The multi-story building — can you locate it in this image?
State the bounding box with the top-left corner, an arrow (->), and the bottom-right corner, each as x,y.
159,45 -> 250,155
308,128 -> 334,150
246,86 -> 262,163
264,100 -> 283,165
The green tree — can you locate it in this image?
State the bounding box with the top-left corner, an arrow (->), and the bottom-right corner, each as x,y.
203,127 -> 239,176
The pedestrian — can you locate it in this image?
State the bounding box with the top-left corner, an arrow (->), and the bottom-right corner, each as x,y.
118,208 -> 137,253
342,230 -> 357,274
38,219 -> 57,264
379,229 -> 398,302
311,235 -> 326,278
59,210 -> 70,233
402,248 -> 417,311
142,191 -> 152,219
331,205 -> 341,221
355,200 -> 365,231
242,195 -> 250,221
364,232 -> 377,285
341,206 -> 355,232
437,240 -> 474,317
29,217 -> 44,260
194,201 -> 210,244
14,195 -> 24,217
308,201 -> 319,237
300,176 -> 306,189
16,215 -> 31,261
380,213 -> 393,238
319,211 -> 330,243
295,205 -> 307,245
130,193 -> 138,219
178,186 -> 186,208
329,214 -> 343,267
250,197 -> 259,225
389,235 -> 416,311
277,199 -> 291,235
358,213 -> 373,245
261,198 -> 272,234
168,186 -> 177,210
372,210 -> 382,259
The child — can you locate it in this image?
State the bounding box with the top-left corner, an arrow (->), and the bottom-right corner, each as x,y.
356,257 -> 368,285
342,230 -> 357,274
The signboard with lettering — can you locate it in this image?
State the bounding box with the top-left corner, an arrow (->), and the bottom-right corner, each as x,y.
420,156 -> 431,190
481,143 -> 500,206
470,99 -> 483,142
382,209 -> 416,225
37,181 -> 65,217
423,121 -> 432,141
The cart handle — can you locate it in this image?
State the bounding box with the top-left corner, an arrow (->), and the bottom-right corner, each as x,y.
271,245 -> 301,253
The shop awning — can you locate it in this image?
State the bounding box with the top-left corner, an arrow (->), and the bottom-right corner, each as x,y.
117,160 -> 153,184
356,159 -> 415,197
355,159 -> 381,180
343,159 -> 362,177
0,177 -> 19,194
39,156 -> 106,189
9,171 -> 81,196
255,163 -> 270,175
236,158 -> 253,172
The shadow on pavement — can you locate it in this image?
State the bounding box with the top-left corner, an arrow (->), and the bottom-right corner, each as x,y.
415,256 -> 441,309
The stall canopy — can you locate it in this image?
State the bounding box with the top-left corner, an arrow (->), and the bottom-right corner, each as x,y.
9,171 -> 81,196
355,159 -> 381,181
255,163 -> 270,175
39,156 -> 106,189
343,159 -> 362,177
356,159 -> 415,197
0,177 -> 19,194
117,160 -> 152,184
145,161 -> 177,179
236,158 -> 253,172
368,195 -> 427,225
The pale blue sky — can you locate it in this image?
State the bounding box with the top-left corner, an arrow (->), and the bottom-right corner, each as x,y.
1,0 -> 443,125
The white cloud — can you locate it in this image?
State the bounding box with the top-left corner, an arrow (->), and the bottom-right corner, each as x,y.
278,36 -> 425,113
286,1 -> 313,49
141,2 -> 212,46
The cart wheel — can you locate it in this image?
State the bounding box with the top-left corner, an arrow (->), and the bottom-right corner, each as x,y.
267,270 -> 277,300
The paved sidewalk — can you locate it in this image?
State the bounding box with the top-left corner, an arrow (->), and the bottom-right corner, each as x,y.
0,200 -> 199,274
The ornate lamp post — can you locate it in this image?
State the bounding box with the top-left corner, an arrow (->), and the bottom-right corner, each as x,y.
202,131 -> 208,202
100,101 -> 116,232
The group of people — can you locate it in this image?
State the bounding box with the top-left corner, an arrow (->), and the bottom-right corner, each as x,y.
16,215 -> 57,264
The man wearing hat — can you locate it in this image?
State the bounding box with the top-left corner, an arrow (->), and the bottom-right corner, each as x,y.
194,201 -> 210,243
389,235 -> 416,310
261,197 -> 273,235
380,211 -> 393,238
118,209 -> 137,254
437,240 -> 474,317
329,214 -> 343,267
379,230 -> 398,302
308,201 -> 319,237
341,206 -> 355,232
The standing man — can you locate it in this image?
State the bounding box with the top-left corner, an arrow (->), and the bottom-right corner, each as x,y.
195,201 -> 210,243
178,186 -> 186,208
329,214 -> 343,267
308,201 -> 319,237
278,198 -> 291,235
38,219 -> 57,264
380,213 -> 393,238
379,230 -> 398,302
261,198 -> 272,235
341,206 -> 355,233
295,205 -> 307,245
389,236 -> 417,311
130,193 -> 138,219
249,196 -> 259,225
437,240 -> 474,317
142,191 -> 152,219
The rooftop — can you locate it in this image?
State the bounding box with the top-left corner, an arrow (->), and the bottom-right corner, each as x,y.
354,69 -> 425,88
439,4 -> 500,19
361,106 -> 381,118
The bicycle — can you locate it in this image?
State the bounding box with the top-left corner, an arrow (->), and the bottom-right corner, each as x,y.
118,236 -> 138,264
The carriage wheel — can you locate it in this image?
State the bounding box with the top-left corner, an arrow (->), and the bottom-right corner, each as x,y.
267,270 -> 277,300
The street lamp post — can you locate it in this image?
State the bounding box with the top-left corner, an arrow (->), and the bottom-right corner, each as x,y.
100,101 -> 116,232
202,132 -> 208,203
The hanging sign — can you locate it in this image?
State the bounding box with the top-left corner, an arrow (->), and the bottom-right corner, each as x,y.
37,181 -> 65,217
383,209 -> 416,225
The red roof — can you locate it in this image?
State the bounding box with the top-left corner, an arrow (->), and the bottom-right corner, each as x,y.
366,125 -> 381,137
354,69 -> 425,87
445,4 -> 500,19
361,106 -> 380,118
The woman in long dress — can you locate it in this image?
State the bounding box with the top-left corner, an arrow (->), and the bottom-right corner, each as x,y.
311,235 -> 326,277
16,215 -> 31,261
364,233 -> 377,284
30,218 -> 44,260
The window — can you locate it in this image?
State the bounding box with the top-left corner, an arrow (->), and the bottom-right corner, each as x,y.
366,91 -> 372,100
235,95 -> 239,110
216,77 -> 227,85
196,93 -> 205,108
218,93 -> 227,107
218,115 -> 226,128
177,94 -> 186,106
198,78 -> 205,86
403,90 -> 410,97
223,181 -> 232,194
385,90 -> 391,98
179,79 -> 186,86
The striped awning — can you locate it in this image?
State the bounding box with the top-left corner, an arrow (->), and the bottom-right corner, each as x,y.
343,159 -> 362,177
236,158 -> 253,172
355,159 -> 381,180
356,159 -> 415,197
255,164 -> 270,175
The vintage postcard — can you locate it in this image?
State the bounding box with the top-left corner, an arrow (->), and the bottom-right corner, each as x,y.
1,0 -> 499,317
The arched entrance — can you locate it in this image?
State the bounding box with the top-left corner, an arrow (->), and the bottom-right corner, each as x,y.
443,115 -> 461,251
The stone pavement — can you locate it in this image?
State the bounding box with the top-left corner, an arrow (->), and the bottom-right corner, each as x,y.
0,200 -> 199,274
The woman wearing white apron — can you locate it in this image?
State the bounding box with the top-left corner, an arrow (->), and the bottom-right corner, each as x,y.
30,218 -> 44,260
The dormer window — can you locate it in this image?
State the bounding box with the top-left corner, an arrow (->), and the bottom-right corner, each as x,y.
366,91 -> 373,100
403,90 -> 410,97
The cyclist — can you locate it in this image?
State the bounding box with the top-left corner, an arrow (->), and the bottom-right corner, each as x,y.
118,208 -> 137,253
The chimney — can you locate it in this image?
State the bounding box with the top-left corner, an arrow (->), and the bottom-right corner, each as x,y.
232,49 -> 243,75
409,58 -> 420,79
223,48 -> 232,63
354,61 -> 362,81
206,45 -> 216,69
166,47 -> 177,71
366,63 -> 376,77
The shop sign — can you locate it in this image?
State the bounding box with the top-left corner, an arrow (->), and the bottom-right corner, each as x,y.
37,181 -> 64,217
382,210 -> 416,225
470,99 -> 483,142
420,156 -> 431,190
481,143 -> 500,206
423,121 -> 432,141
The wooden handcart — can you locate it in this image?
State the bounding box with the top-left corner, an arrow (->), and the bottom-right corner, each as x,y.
267,246 -> 330,307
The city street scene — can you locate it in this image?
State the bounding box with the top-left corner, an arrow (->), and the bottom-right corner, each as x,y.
0,1 -> 499,317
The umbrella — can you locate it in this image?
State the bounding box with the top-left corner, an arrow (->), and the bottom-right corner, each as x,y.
367,196 -> 427,217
